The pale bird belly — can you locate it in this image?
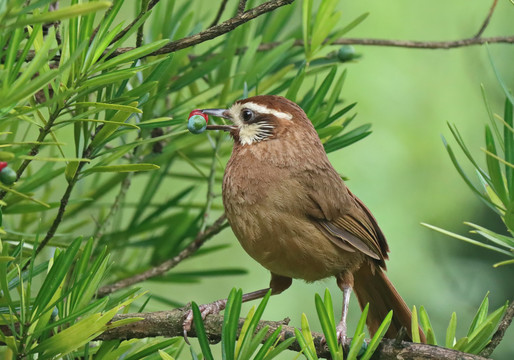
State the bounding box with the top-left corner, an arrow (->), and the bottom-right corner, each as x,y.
228,208 -> 363,281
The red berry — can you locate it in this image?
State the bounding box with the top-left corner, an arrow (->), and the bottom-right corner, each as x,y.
188,110 -> 208,123
0,162 -> 7,172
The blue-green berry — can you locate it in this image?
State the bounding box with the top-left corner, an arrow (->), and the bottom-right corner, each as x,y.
337,45 -> 355,62
0,166 -> 16,185
188,114 -> 207,134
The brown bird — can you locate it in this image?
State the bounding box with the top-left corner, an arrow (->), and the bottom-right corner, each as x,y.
184,95 -> 425,343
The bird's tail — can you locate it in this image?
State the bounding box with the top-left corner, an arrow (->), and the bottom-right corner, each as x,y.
353,265 -> 426,343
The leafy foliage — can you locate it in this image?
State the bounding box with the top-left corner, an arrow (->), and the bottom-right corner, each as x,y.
411,294 -> 508,354
191,289 -> 295,360
294,289 -> 391,360
423,51 -> 514,267
0,236 -> 180,358
188,288 -> 508,359
0,0 -> 373,357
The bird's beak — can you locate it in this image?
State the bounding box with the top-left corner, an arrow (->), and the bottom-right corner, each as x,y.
202,108 -> 230,119
202,109 -> 236,132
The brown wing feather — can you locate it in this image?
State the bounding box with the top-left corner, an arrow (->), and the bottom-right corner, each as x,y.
322,217 -> 381,260
348,190 -> 389,260
302,166 -> 389,268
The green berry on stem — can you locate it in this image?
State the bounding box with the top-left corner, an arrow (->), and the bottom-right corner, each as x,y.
0,166 -> 16,185
337,45 -> 356,62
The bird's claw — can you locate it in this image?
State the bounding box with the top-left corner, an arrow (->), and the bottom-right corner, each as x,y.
336,321 -> 347,345
182,299 -> 227,344
319,329 -> 346,349
320,335 -> 327,347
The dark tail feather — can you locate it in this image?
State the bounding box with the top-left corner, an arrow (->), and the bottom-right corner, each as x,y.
353,265 -> 426,343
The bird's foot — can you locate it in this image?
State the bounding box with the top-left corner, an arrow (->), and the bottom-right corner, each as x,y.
320,335 -> 326,347
183,299 -> 227,343
335,321 -> 347,345
319,324 -> 346,348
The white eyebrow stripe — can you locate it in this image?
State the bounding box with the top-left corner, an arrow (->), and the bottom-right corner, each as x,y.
243,102 -> 293,120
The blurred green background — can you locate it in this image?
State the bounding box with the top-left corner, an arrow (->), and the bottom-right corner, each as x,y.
141,0 -> 513,358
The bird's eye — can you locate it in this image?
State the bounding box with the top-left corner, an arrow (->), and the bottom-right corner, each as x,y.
241,109 -> 254,122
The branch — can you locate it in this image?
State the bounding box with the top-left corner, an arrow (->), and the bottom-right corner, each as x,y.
474,0 -> 498,38
98,309 -> 492,360
479,300 -> 514,357
238,0 -> 248,15
136,0 -> 150,48
97,214 -> 228,297
108,0 -> 296,58
209,0 -> 230,28
327,37 -> 514,50
94,34 -> 514,64
254,36 -> 514,51
28,147 -> 93,264
110,0 -> 162,45
13,0 -> 514,64
23,123 -> 110,267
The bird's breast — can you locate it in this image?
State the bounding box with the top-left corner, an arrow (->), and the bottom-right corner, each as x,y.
222,153 -> 363,281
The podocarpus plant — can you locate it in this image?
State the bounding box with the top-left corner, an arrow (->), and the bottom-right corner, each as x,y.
0,0 -> 513,359
0,0 -> 371,357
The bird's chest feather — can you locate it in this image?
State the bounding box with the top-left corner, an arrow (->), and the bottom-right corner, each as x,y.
222,145 -> 356,280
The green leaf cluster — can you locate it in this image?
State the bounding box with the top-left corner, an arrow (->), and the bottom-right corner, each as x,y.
191,289 -> 295,360
424,48 -> 514,267
295,289 -> 390,360
0,236 -> 177,358
411,294 -> 508,354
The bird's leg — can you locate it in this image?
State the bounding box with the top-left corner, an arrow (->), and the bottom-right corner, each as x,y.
336,285 -> 352,344
335,271 -> 355,345
183,274 -> 292,341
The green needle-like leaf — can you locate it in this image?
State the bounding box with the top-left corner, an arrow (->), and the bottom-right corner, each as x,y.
446,312 -> 457,348
354,303 -> 369,342
347,332 -> 365,360
302,0 -> 313,59
411,306 -> 421,343
294,327 -> 317,360
468,294 -> 489,337
4,2 -> 112,28
422,223 -> 512,256
453,337 -> 469,351
254,326 -> 281,360
83,164 -> 160,174
222,288 -> 242,360
314,292 -> 342,359
360,311 -> 392,360
485,125 -> 508,204
463,322 -> 495,354
89,102 -> 139,150
419,306 -> 437,345
191,302 -> 214,360
467,222 -> 514,248
93,39 -> 169,73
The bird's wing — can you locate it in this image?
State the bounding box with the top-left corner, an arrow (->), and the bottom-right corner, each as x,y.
302,169 -> 389,267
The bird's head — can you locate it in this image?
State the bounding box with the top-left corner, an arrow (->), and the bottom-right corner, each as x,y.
202,95 -> 313,146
